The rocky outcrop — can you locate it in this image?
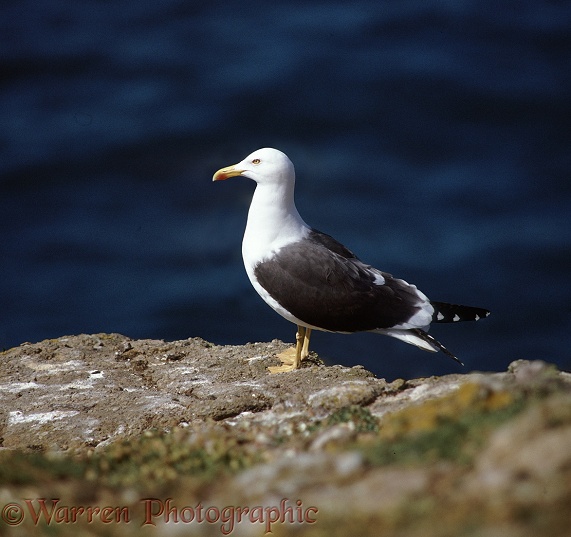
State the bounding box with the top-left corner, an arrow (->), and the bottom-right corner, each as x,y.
0,334 -> 570,536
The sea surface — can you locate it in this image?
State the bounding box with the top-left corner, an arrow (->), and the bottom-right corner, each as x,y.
2,0 -> 570,380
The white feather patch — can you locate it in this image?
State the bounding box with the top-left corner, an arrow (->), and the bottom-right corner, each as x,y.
375,328 -> 439,352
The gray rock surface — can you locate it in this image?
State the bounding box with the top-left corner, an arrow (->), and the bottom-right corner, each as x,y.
0,334 -> 570,537
0,333 -> 384,450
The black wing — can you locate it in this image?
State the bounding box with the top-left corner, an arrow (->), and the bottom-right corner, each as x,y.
254,229 -> 424,332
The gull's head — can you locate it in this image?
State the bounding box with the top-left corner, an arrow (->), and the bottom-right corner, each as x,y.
212,148 -> 294,186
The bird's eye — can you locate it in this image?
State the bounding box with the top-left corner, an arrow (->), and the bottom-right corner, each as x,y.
252,158 -> 261,165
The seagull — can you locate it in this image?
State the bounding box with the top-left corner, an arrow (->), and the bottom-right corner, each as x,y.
213,148 -> 490,373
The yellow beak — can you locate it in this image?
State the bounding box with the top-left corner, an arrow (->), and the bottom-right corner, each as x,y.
212,164 -> 244,182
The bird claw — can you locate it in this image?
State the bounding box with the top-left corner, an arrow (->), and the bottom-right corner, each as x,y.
267,326 -> 313,373
267,363 -> 298,374
267,347 -> 299,374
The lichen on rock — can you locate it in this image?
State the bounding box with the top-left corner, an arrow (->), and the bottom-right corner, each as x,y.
0,334 -> 570,536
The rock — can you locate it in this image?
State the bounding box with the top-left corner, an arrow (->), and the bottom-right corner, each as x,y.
0,334 -> 385,450
0,334 -> 570,536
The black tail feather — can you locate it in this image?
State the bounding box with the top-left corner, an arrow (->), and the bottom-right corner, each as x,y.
431,301 -> 490,324
410,328 -> 464,366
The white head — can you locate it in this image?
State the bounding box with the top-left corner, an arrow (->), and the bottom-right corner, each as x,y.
213,147 -> 308,258
212,148 -> 295,186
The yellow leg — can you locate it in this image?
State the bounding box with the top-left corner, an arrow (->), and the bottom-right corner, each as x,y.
268,325 -> 310,374
301,328 -> 312,361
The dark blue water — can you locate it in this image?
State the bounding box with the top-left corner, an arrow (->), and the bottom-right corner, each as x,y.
2,0 -> 570,380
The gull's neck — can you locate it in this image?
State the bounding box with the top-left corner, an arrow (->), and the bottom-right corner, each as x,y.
242,180 -> 309,265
